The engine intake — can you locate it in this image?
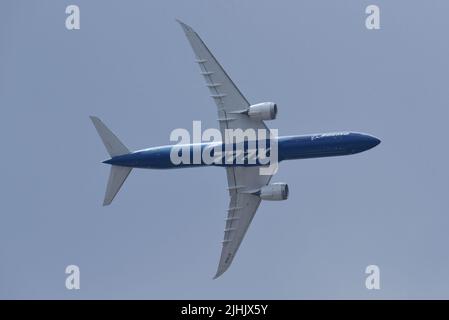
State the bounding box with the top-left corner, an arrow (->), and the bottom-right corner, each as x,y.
259,183 -> 289,201
247,102 -> 277,120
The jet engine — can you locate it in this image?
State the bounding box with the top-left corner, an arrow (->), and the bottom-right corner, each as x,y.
247,102 -> 277,120
259,183 -> 289,201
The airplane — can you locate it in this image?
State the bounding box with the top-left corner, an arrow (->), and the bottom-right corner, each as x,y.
90,20 -> 381,279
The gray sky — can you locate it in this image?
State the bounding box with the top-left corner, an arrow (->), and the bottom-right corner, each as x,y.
1,0 -> 448,299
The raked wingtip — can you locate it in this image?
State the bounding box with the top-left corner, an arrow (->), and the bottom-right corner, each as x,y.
175,19 -> 194,33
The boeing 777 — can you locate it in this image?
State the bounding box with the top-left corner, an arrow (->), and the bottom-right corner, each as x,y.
90,20 -> 380,278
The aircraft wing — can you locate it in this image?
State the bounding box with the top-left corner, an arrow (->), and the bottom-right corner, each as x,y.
217,166 -> 272,278
178,20 -> 273,278
177,20 -> 268,134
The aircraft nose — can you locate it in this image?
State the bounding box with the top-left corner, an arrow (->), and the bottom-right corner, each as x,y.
370,136 -> 381,147
364,135 -> 381,150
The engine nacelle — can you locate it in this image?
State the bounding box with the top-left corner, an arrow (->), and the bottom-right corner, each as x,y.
259,183 -> 289,201
247,102 -> 277,120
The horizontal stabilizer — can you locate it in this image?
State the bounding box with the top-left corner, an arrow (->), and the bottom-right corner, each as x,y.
103,165 -> 132,206
90,116 -> 129,157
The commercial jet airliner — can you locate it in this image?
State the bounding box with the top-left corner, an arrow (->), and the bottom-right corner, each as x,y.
90,20 -> 380,278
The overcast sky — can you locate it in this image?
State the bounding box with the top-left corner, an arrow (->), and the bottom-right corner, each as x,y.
1,0 -> 448,299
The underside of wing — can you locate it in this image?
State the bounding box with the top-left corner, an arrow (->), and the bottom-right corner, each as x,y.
214,192 -> 261,279
177,20 -> 268,136
214,166 -> 272,279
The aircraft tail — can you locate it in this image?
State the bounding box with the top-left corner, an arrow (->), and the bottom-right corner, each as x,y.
103,165 -> 132,206
90,116 -> 132,206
